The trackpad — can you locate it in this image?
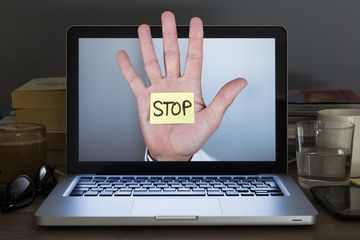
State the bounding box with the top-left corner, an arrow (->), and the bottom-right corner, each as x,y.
131,198 -> 221,216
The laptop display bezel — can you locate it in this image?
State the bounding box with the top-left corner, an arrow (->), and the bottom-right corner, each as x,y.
67,26 -> 287,175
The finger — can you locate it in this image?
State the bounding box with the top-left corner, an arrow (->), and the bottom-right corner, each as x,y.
138,24 -> 163,84
184,17 -> 204,81
161,11 -> 180,77
116,50 -> 146,98
206,78 -> 247,128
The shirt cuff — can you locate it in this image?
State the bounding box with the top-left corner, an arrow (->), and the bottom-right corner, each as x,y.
144,147 -> 193,161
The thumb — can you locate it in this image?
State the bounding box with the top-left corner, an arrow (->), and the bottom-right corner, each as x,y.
206,78 -> 247,127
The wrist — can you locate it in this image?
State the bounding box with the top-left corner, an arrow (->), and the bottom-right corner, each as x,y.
148,149 -> 193,161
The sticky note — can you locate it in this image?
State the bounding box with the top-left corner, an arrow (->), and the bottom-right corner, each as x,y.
350,178 -> 360,187
150,92 -> 195,124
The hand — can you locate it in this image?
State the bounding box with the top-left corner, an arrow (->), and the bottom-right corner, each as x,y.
117,11 -> 247,161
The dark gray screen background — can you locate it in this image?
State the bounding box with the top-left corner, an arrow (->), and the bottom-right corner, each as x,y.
78,38 -> 275,162
2,1 -> 360,117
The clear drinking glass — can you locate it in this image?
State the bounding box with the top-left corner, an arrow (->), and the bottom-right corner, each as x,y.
0,123 -> 47,182
296,120 -> 355,188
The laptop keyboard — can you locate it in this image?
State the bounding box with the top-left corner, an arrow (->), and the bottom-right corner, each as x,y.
69,176 -> 283,197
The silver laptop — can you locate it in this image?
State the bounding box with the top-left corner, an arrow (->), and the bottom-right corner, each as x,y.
35,26 -> 318,226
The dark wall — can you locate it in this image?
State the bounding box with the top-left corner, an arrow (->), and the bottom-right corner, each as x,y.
1,0 -> 360,114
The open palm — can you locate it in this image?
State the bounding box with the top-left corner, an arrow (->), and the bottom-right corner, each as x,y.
117,11 -> 247,161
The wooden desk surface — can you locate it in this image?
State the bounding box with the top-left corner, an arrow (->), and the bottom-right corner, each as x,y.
1,162 -> 359,240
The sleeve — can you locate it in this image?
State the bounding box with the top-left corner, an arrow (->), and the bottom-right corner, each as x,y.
144,148 -> 218,161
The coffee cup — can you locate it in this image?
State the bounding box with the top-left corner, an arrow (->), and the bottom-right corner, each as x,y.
0,123 -> 47,182
318,109 -> 360,177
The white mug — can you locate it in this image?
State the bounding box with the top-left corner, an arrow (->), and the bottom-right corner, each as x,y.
318,109 -> 360,177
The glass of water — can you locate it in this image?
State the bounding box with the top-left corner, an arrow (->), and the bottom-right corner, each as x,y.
296,120 -> 355,188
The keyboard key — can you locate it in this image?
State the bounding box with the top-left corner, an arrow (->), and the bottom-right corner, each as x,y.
76,184 -> 97,188
139,182 -> 154,186
205,177 -> 218,181
84,191 -> 99,196
121,177 -> 134,181
106,179 -> 120,183
247,177 -> 259,180
233,177 -> 246,181
224,181 -> 236,185
255,193 -> 269,196
219,177 -> 232,181
260,177 -> 274,180
70,191 -> 84,196
80,176 -> 93,179
191,177 -> 203,180
77,181 -> 93,185
134,188 -> 147,192
241,193 -> 255,196
148,188 -> 162,192
207,191 -> 224,196
126,183 -> 140,188
235,188 -> 249,192
121,188 -> 133,192
250,188 -> 281,192
114,191 -> 132,196
226,191 -> 239,196
251,181 -> 264,185
93,177 -> 106,181
178,177 -> 190,181
207,188 -> 221,192
74,187 -> 89,191
149,177 -> 163,181
99,191 -> 114,196
136,177 -> 149,181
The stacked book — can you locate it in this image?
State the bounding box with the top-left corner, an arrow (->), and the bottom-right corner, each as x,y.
288,89 -> 360,156
11,77 -> 66,150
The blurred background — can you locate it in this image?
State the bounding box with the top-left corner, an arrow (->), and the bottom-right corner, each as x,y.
1,0 -> 359,114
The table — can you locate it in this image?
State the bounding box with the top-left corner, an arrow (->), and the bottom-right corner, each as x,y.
0,162 -> 359,240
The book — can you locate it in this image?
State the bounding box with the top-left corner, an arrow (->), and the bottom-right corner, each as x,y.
288,89 -> 360,118
0,114 -> 15,124
289,89 -> 360,103
12,77 -> 66,109
15,108 -> 65,131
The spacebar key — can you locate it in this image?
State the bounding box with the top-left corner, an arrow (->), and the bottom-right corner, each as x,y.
133,191 -> 205,196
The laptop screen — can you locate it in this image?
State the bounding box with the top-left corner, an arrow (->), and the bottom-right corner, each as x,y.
78,37 -> 276,162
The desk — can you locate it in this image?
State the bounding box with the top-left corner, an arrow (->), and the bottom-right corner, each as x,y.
0,161 -> 359,240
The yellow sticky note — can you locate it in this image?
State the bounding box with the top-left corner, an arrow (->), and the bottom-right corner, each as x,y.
350,178 -> 360,187
150,92 -> 195,124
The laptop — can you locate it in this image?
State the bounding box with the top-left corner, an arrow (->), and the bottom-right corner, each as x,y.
35,25 -> 318,226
